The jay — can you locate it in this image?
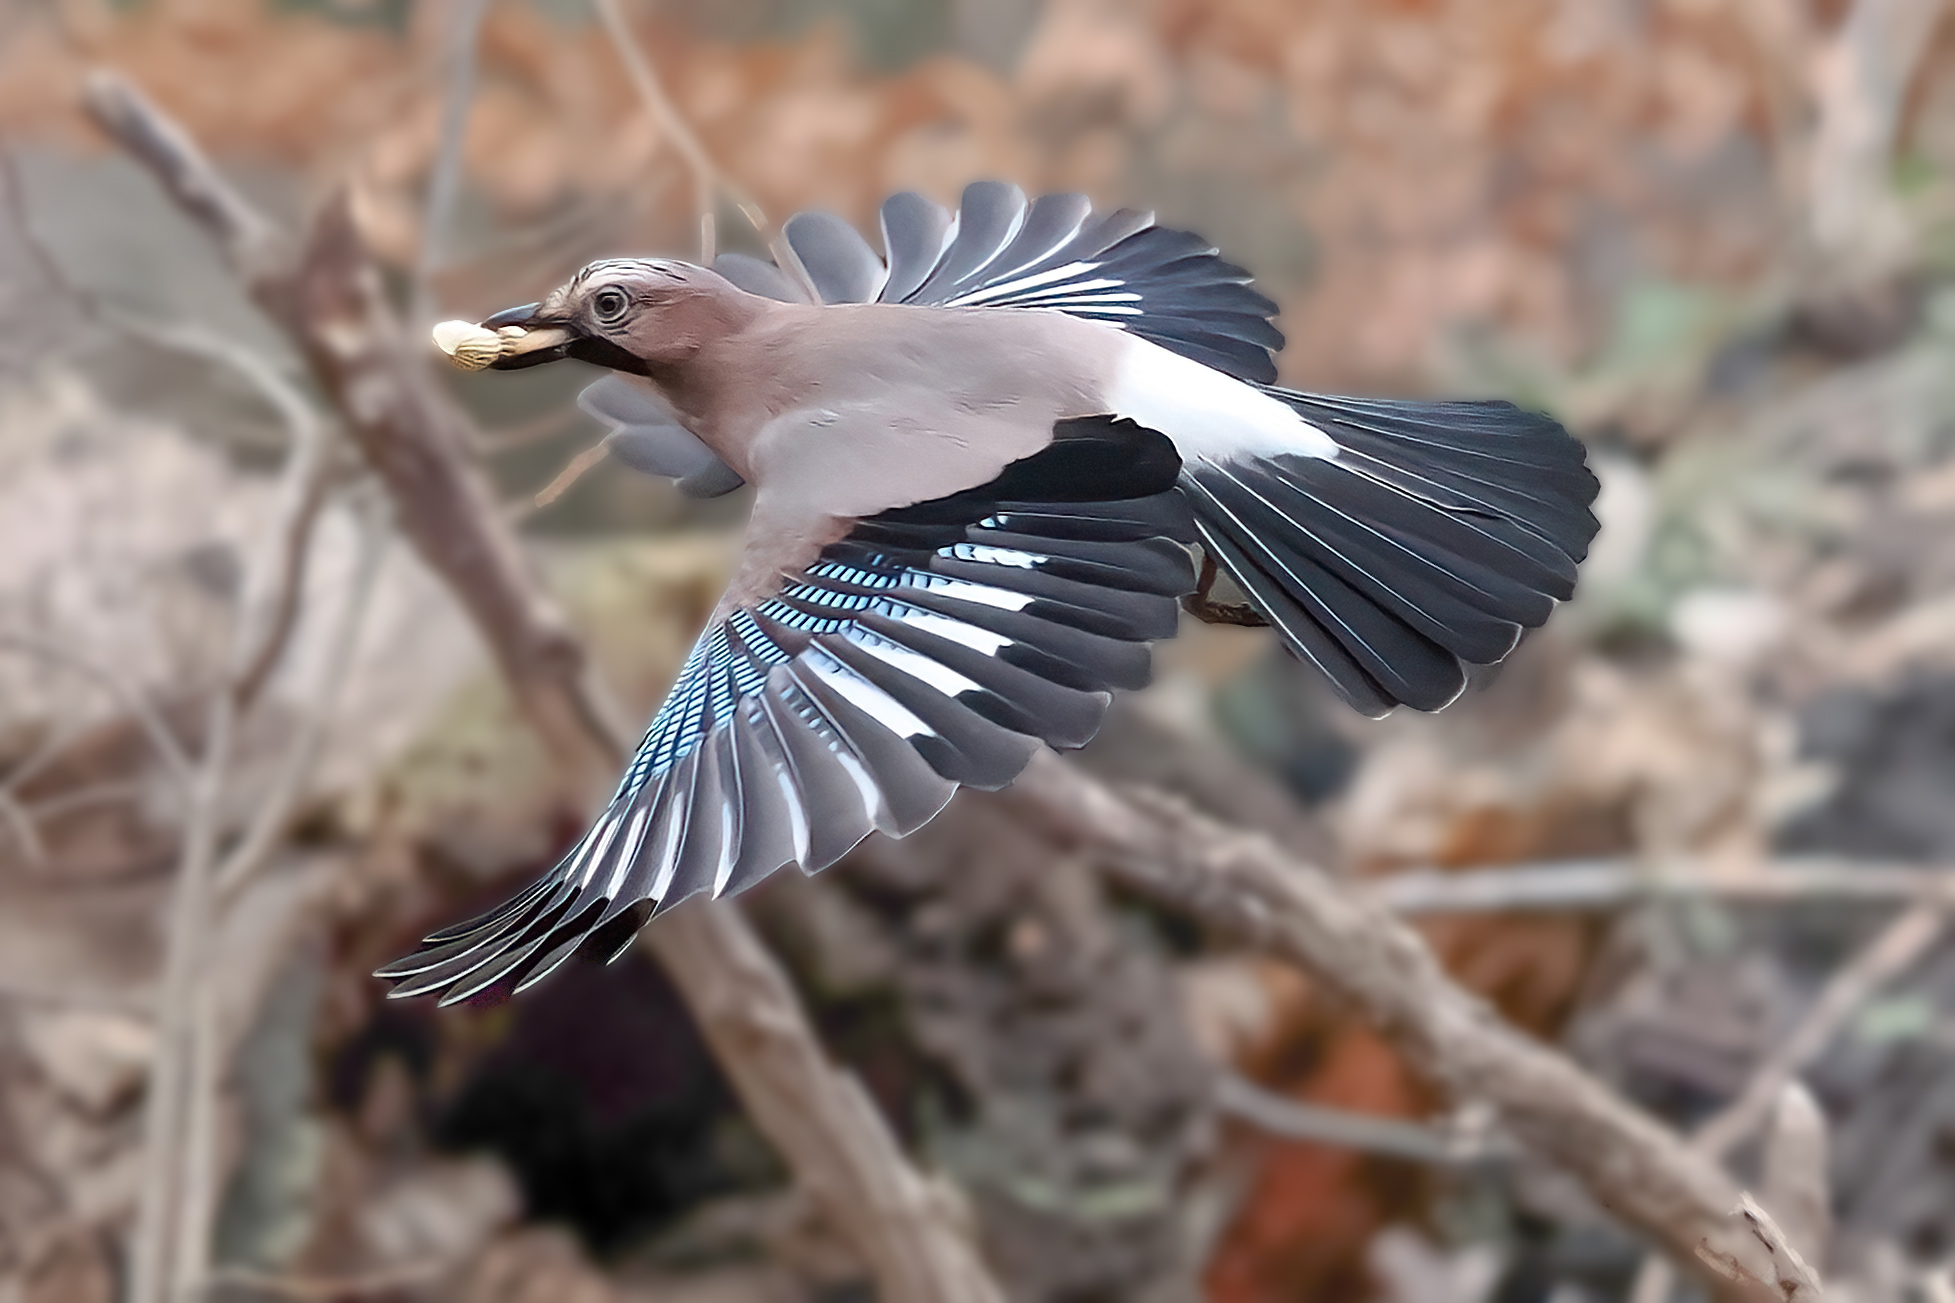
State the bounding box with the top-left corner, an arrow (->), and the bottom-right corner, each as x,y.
383,183 -> 1600,1002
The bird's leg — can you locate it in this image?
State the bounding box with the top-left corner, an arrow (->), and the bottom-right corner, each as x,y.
1182,551 -> 1269,627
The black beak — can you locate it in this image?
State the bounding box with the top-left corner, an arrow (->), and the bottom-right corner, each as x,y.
477,302 -> 578,371
482,302 -> 541,329
457,302 -> 652,377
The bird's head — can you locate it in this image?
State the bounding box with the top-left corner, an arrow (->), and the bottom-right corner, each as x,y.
433,258 -> 757,377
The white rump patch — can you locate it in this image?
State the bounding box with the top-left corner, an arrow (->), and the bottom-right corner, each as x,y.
1109,334 -> 1336,461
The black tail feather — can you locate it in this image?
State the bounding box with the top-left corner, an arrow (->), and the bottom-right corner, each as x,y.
1184,393 -> 1599,716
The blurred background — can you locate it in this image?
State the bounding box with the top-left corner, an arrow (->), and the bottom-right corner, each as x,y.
5,0 -> 1955,1299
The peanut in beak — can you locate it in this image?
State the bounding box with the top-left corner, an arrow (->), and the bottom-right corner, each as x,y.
431,320 -> 576,371
431,319 -> 506,371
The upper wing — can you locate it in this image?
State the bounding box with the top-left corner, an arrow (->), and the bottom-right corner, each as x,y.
777,181 -> 1285,384
583,183 -> 1284,495
376,416 -> 1195,1004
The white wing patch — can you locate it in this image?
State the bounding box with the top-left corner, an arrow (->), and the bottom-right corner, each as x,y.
1109,334 -> 1336,462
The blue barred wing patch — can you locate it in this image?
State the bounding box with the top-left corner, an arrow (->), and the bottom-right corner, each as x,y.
375,479 -> 1196,1005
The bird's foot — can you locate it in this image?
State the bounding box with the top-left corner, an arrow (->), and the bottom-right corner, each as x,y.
1182,553 -> 1269,628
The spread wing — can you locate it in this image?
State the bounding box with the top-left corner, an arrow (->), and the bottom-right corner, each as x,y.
775,180 -> 1284,383
377,416 -> 1194,1004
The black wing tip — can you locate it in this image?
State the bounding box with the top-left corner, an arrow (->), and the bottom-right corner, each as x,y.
378,891 -> 646,1004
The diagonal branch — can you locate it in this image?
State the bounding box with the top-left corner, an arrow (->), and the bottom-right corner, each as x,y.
1007,751 -> 1761,1288
81,71 -> 288,283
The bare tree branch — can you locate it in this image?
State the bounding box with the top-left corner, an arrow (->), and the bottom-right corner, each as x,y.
1006,752 -> 1754,1284
81,71 -> 289,284
126,649 -> 238,1303
173,499 -> 390,1296
1631,899 -> 1937,1303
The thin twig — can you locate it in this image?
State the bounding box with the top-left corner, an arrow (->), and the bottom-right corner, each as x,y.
216,492 -> 390,902
171,369 -> 342,1303
175,976 -> 222,1303
22,778 -> 147,820
166,513 -> 386,1301
1216,1073 -> 1509,1167
161,493 -> 388,1301
0,789 -> 47,867
412,0 -> 493,323
203,1257 -> 452,1299
531,439 -> 612,507
588,0 -> 767,263
1695,1194 -> 1827,1303
1368,856 -> 1955,915
0,630 -> 194,793
81,71 -> 288,281
93,265 -> 342,1303
99,320 -> 339,709
8,129 -> 338,602
1699,900 -> 1943,1158
0,148 -> 83,311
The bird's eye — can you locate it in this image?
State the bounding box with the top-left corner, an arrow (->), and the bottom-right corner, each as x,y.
592,287 -> 630,324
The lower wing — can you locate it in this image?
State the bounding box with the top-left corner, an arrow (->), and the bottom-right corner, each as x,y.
377,416 -> 1193,1004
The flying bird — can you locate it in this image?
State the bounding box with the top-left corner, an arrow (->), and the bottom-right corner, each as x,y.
383,183 -> 1600,1003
